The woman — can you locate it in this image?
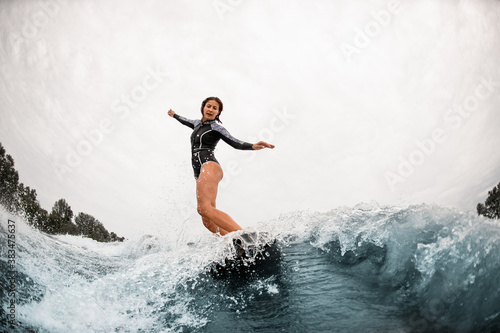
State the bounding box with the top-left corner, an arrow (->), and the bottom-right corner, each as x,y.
168,97 -> 275,236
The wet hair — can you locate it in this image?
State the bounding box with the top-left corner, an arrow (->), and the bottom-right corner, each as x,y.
201,97 -> 223,123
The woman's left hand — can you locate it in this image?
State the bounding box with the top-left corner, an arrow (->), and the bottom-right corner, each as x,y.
167,109 -> 175,117
252,141 -> 275,150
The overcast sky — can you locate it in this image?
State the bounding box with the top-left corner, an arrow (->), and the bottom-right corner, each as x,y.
1,0 -> 499,239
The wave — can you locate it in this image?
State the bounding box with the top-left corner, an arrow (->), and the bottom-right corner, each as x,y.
271,203 -> 500,332
1,203 -> 499,332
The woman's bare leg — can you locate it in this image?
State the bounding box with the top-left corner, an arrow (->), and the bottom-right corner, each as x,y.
196,162 -> 243,234
202,217 -> 229,236
199,172 -> 228,235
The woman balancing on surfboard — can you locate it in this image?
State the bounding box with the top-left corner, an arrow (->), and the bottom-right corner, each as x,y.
168,97 -> 274,236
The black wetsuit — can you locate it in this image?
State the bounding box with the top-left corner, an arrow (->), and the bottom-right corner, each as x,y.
173,114 -> 254,179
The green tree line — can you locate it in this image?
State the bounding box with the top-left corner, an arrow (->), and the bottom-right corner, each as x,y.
477,181 -> 500,219
0,142 -> 124,242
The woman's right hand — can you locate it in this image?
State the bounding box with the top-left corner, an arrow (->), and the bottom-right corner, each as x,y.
252,141 -> 275,150
167,109 -> 175,117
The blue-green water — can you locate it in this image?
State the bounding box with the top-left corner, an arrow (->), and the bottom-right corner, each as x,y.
1,203 -> 500,332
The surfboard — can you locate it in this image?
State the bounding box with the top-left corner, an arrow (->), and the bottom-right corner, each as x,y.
208,231 -> 281,279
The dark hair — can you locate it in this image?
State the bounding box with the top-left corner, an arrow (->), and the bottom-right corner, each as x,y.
201,97 -> 223,123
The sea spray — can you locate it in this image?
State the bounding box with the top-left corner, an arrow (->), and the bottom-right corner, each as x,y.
1,203 -> 500,332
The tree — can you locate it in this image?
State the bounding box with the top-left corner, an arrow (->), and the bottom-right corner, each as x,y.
17,183 -> 48,229
477,182 -> 500,219
74,212 -> 96,236
47,199 -> 79,235
0,142 -> 124,242
0,143 -> 20,212
89,222 -> 110,242
75,212 -> 108,241
110,232 -> 125,242
75,212 -> 124,242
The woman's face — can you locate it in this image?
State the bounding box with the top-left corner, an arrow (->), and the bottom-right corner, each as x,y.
202,100 -> 220,121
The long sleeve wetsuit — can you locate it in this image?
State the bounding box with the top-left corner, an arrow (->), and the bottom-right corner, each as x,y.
173,114 -> 254,179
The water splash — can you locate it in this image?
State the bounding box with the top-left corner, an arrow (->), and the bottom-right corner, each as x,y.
2,203 -> 500,332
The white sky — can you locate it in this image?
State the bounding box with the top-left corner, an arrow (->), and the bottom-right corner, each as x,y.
1,0 -> 499,239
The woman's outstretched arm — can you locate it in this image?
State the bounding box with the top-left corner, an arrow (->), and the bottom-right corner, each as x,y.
168,109 -> 199,129
212,123 -> 275,151
252,141 -> 275,150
